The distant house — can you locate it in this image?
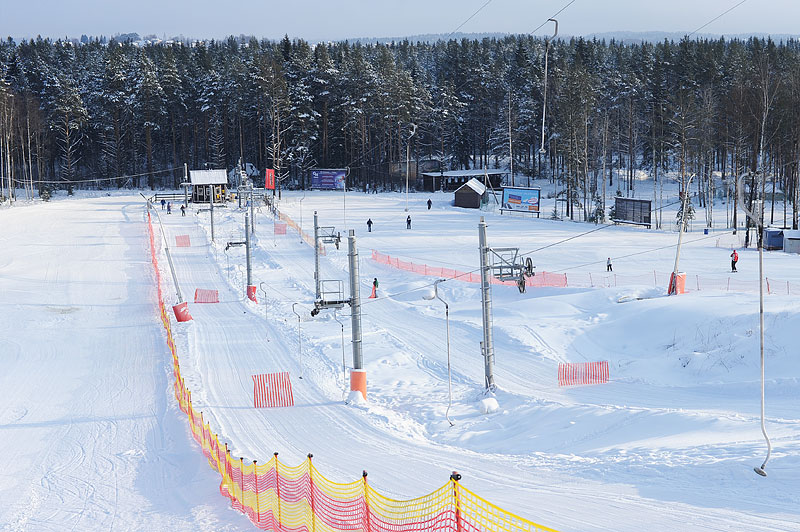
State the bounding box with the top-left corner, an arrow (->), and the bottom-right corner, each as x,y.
784,230 -> 800,254
420,169 -> 506,192
454,178 -> 488,209
189,169 -> 228,203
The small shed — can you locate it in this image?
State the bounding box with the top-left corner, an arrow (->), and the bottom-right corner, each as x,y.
454,178 -> 487,209
762,228 -> 784,250
189,169 -> 228,203
783,230 -> 800,254
420,169 -> 506,192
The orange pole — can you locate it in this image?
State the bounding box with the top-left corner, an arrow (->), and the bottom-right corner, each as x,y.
308,454 -> 316,532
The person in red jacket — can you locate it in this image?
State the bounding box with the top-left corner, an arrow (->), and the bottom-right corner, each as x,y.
730,249 -> 738,272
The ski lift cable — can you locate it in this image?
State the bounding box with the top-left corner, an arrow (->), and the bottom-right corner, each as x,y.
447,0 -> 495,38
531,0 -> 576,35
688,0 -> 748,37
12,166 -> 183,185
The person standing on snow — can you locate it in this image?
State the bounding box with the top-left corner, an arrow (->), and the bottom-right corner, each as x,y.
406,215 -> 411,229
367,218 -> 373,232
160,198 -> 166,210
427,198 -> 432,210
607,257 -> 613,272
180,204 -> 186,216
730,249 -> 738,272
167,202 -> 172,214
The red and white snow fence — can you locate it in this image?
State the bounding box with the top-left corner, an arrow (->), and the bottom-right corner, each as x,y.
274,222 -> 287,235
194,288 -> 219,303
558,361 -> 609,386
252,372 -> 294,407
175,234 -> 191,247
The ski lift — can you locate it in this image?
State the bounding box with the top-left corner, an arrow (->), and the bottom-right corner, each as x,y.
311,279 -> 347,316
489,248 -> 534,294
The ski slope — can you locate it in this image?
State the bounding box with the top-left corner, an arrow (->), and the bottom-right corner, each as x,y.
2,190 -> 799,531
0,196 -> 251,531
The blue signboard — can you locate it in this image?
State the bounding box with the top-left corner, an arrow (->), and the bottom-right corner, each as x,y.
501,187 -> 540,213
311,169 -> 346,190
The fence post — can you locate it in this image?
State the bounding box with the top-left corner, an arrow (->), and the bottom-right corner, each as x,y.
766,278 -> 771,295
451,472 -> 463,532
274,452 -> 282,528
696,275 -> 700,291
362,470 -> 372,532
308,454 -> 316,532
727,277 -> 730,291
589,272 -> 593,287
239,456 -> 245,509
789,281 -> 791,295
653,270 -> 657,286
200,411 -> 205,447
253,460 -> 259,524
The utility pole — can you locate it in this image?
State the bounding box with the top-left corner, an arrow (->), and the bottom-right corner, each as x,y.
209,184 -> 215,242
183,163 -> 189,207
314,211 -> 321,300
249,183 -> 255,235
508,89 -> 514,187
539,18 -> 558,157
245,211 -> 252,289
669,176 -> 693,295
478,217 -> 496,391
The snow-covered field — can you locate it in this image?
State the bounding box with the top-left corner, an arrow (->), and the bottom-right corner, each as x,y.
1,187 -> 798,531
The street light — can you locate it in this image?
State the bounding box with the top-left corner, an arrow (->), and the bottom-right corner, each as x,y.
424,279 -> 454,426
738,173 -> 771,477
405,123 -> 417,212
539,18 -> 558,157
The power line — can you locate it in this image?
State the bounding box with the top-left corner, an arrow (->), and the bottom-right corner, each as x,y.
688,0 -> 748,37
12,166 -> 182,185
531,0 -> 576,34
447,0 -> 495,38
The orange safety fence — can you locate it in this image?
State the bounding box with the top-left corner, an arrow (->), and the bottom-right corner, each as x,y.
146,207 -> 559,532
370,250 -> 800,296
558,361 -> 609,386
277,209 -> 326,256
370,250 -> 568,288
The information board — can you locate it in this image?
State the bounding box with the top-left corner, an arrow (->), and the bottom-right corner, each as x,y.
310,169 -> 346,190
613,197 -> 652,227
265,169 -> 275,190
501,187 -> 541,214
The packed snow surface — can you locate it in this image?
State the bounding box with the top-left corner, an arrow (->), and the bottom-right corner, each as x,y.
1,189 -> 799,531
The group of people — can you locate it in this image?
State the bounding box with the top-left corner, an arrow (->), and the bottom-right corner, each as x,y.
160,198 -> 186,216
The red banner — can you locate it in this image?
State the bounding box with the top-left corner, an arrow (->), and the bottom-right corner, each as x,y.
265,168 -> 275,190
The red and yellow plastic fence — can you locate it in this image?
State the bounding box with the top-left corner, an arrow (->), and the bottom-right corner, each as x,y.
147,208 -> 559,532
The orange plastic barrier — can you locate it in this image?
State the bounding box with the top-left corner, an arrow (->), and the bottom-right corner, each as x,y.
146,206 -> 559,532
253,372 -> 294,408
176,234 -> 191,247
274,222 -> 287,235
194,288 -> 220,303
558,361 -> 609,386
371,250 -> 568,289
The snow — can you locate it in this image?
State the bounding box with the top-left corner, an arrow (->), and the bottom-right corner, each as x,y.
1,186 -> 799,531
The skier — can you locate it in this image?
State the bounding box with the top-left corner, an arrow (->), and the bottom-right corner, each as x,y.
373,277 -> 379,292
180,204 -> 186,217
406,215 -> 412,230
427,198 -> 432,210
607,257 -> 612,272
367,218 -> 373,232
167,201 -> 172,214
160,198 -> 166,210
730,249 -> 738,272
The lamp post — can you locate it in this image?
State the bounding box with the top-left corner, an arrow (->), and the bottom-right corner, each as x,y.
424,279 -> 454,426
405,124 -> 417,212
539,18 -> 558,158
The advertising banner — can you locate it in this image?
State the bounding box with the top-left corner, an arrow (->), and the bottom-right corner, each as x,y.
265,169 -> 275,190
311,169 -> 346,190
501,187 -> 540,213
613,197 -> 651,226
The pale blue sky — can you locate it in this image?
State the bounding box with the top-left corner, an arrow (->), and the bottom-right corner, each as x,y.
2,0 -> 798,41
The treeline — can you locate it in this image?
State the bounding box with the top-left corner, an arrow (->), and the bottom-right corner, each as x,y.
0,34 -> 798,228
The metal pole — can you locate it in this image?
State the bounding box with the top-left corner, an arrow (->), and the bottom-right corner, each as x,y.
245,212 -> 252,287
669,176 -> 693,295
250,185 -> 255,235
314,211 -> 321,300
183,163 -> 188,207
209,184 -> 215,242
150,202 -> 184,303
405,124 -> 417,212
539,19 -> 557,155
426,279 -> 454,426
478,217 -> 496,391
292,303 -> 303,378
348,230 -> 363,369
334,310 -> 347,387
